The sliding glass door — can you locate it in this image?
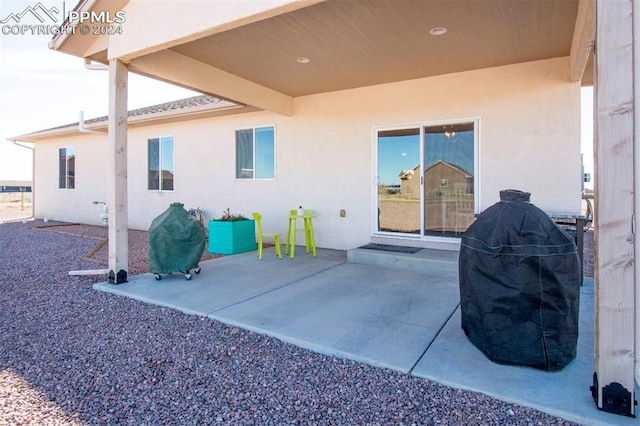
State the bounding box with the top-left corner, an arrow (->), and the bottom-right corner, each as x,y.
375,120 -> 476,238
423,122 -> 475,237
376,128 -> 421,234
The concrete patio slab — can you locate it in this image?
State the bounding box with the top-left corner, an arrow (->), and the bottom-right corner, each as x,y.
210,261 -> 459,373
412,279 -> 639,426
94,249 -> 640,425
94,249 -> 346,316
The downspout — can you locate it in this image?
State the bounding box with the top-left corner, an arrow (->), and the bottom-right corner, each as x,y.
83,58 -> 108,71
80,58 -> 108,135
10,139 -> 34,219
66,111 -> 109,275
68,57 -> 111,277
633,0 -> 640,389
78,111 -> 107,134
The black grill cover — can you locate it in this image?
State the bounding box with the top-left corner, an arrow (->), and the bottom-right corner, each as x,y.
459,190 -> 581,371
149,203 -> 206,274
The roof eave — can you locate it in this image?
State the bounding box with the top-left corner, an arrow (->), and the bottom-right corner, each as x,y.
48,0 -> 99,52
9,100 -> 257,143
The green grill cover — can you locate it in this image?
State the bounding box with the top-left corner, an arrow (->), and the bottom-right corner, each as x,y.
148,203 -> 206,274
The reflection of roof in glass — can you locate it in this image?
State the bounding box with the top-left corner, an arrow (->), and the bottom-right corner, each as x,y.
425,160 -> 472,177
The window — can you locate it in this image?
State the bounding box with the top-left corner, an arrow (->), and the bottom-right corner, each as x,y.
148,136 -> 174,190
236,126 -> 275,179
58,147 -> 75,189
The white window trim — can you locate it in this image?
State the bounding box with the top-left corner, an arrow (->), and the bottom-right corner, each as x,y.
58,146 -> 76,190
234,124 -> 277,180
147,135 -> 175,192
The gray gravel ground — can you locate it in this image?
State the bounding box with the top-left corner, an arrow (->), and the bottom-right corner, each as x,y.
0,220 -> 580,425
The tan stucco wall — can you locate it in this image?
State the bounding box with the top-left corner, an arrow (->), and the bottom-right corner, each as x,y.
34,133 -> 109,224
33,57 -> 581,250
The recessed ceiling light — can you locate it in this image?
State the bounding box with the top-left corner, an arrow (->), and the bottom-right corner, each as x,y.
429,27 -> 447,36
296,57 -> 311,64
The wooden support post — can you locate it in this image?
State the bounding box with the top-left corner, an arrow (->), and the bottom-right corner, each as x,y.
107,59 -> 128,284
591,0 -> 636,417
635,0 -> 640,410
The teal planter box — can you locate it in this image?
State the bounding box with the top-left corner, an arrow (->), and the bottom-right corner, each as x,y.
208,219 -> 256,255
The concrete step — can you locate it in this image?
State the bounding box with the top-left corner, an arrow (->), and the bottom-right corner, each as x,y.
347,246 -> 459,274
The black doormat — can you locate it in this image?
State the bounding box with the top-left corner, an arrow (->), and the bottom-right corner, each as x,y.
358,243 -> 423,254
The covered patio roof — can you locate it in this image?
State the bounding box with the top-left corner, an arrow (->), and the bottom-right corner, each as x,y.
51,0 -> 593,116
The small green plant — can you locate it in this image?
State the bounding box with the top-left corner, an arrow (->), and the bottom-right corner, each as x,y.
216,208 -> 249,222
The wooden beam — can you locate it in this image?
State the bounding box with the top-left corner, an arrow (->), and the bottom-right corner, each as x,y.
107,59 -> 129,284
129,50 -> 293,116
592,0 -> 635,417
569,0 -> 595,82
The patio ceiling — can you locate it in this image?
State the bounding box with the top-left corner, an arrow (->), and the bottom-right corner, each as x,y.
169,0 -> 583,98
55,0 -> 591,114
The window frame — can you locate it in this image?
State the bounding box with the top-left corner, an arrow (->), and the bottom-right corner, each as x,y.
235,125 -> 276,180
147,135 -> 175,191
58,146 -> 76,189
372,117 -> 480,240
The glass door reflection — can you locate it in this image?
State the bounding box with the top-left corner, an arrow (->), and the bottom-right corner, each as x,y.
423,123 -> 475,237
377,129 -> 420,234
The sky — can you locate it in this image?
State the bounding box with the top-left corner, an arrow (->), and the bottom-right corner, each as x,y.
0,0 -> 198,181
0,0 -> 595,188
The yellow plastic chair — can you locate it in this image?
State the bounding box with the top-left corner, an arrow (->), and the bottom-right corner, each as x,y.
252,212 -> 282,260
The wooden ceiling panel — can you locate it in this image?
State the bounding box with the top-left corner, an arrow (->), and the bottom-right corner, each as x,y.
171,0 -> 579,97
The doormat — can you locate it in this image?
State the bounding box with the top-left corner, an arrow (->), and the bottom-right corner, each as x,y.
358,243 -> 423,254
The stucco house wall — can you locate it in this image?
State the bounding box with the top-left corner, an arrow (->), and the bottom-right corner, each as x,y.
35,132 -> 108,224
33,56 -> 581,250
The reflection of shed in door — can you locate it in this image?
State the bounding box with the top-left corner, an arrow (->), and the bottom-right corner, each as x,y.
424,161 -> 474,234
399,168 -> 420,199
399,161 -> 473,198
425,161 -> 472,196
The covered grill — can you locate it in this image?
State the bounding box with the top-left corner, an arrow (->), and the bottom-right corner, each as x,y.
459,190 -> 581,371
149,203 -> 206,280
